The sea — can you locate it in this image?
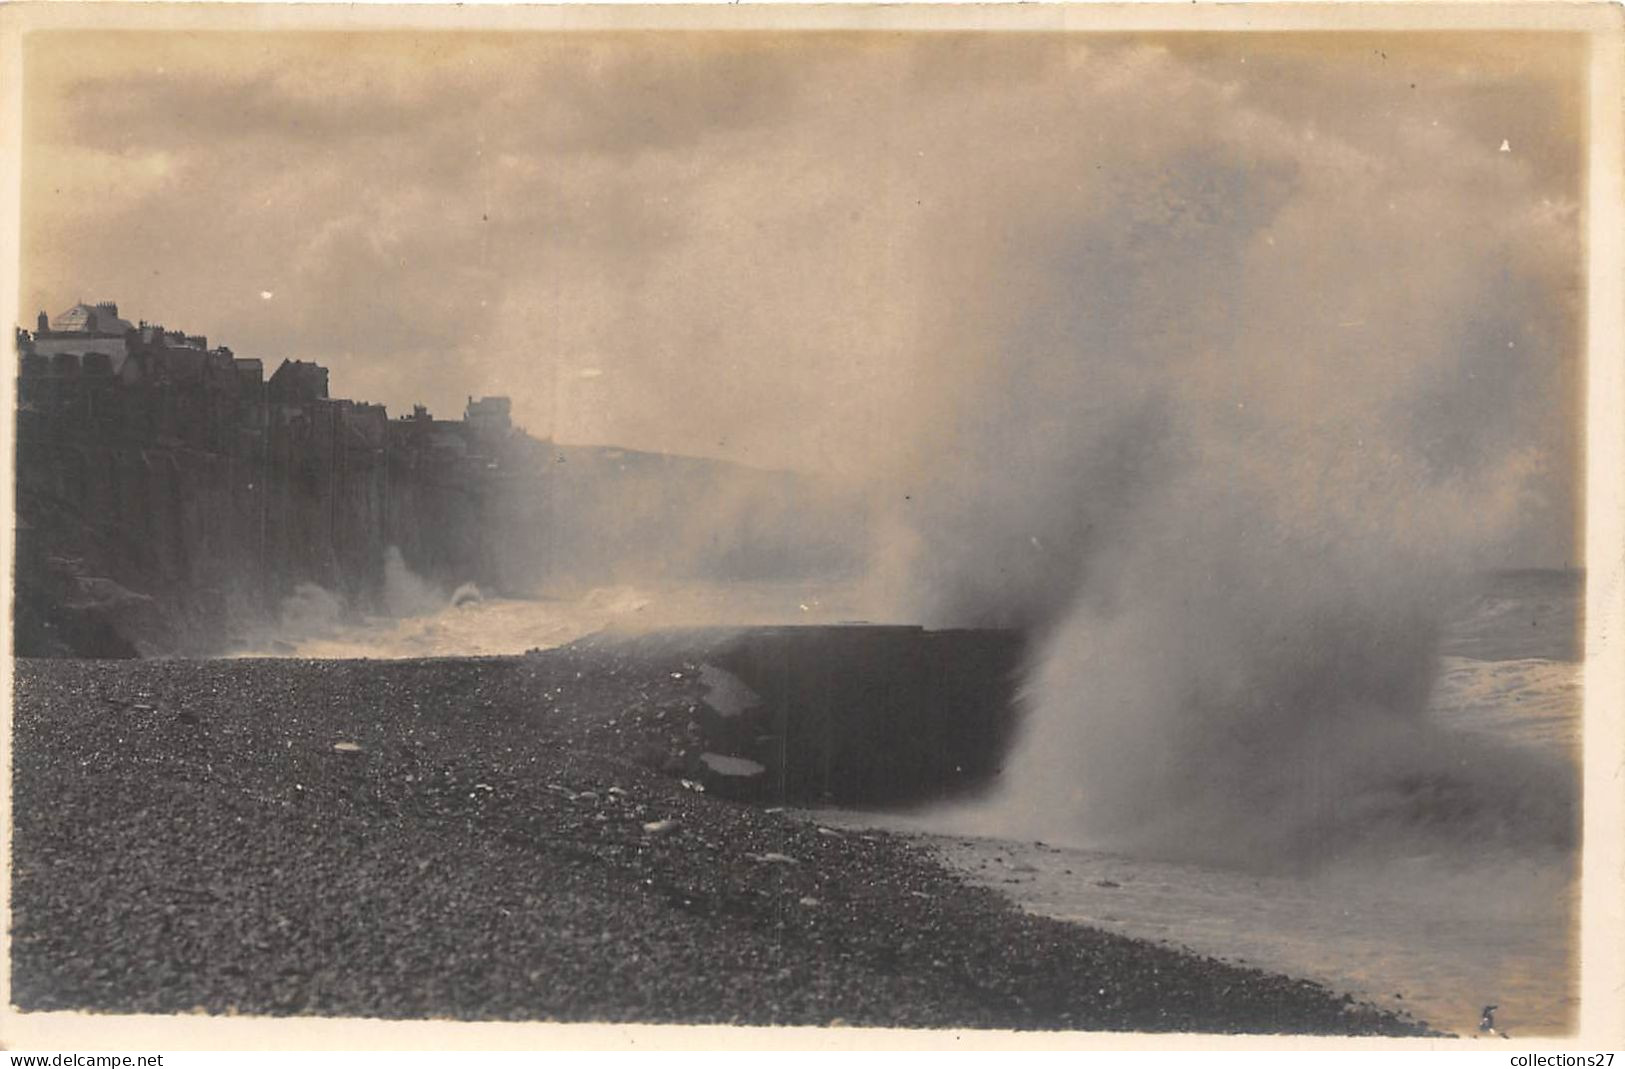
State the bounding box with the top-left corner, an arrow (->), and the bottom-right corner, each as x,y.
235,568 -> 1583,1037
816,568 -> 1584,1038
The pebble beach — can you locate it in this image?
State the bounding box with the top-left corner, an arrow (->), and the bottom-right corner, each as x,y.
9,646 -> 1432,1035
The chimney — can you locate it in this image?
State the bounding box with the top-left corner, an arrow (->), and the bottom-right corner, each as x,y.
37,311 -> 47,333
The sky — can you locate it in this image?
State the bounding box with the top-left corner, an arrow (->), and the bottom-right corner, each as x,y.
20,29 -> 1585,566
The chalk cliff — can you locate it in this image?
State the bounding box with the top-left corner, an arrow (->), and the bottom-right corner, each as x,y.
13,316 -> 864,657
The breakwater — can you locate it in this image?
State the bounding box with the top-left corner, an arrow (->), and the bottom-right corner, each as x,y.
577,624 -> 1027,805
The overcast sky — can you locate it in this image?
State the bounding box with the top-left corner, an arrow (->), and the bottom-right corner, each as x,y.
21,30 -> 1584,565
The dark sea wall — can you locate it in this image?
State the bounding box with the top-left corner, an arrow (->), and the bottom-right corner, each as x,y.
577,625 -> 1027,806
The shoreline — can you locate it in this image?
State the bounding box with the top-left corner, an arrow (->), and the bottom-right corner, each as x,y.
801,810 -> 1575,1038
10,649 -> 1432,1035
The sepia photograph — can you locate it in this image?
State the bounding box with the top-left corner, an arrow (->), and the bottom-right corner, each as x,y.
2,2 -> 1620,1054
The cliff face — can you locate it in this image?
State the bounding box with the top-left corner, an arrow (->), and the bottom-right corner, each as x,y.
13,339 -> 867,657
16,398 -> 398,657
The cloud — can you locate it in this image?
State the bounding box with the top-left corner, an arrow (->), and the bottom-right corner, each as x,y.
21,32 -> 1580,566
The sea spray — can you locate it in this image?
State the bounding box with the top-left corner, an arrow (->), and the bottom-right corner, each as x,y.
860,43 -> 1580,871
1001,515 -> 1578,869
237,547 -> 478,655
382,546 -> 448,619
274,582 -> 346,643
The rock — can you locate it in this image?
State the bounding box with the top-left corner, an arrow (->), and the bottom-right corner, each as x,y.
799,896 -> 820,908
746,852 -> 799,865
698,752 -> 766,778
697,664 -> 761,719
333,741 -> 363,754
642,819 -> 681,837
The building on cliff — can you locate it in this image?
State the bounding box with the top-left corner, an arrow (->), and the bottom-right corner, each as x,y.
20,305 -> 244,454
13,300 -> 530,656
28,301 -> 136,366
268,358 -> 329,406
465,395 -> 512,439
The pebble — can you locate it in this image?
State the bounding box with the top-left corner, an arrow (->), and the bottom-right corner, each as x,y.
8,653 -> 1435,1036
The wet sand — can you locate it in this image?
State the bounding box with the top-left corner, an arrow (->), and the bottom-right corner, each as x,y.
10,648 -> 1431,1034
805,811 -> 1573,1038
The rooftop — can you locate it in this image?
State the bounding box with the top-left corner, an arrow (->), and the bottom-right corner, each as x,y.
47,302 -> 134,336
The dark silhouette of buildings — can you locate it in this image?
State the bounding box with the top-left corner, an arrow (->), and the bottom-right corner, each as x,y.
14,302 -> 531,656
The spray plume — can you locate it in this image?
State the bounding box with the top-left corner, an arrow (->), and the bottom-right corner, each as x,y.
863,43 -> 1579,869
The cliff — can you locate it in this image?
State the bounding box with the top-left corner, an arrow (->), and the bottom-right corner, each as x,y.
12,324 -> 866,658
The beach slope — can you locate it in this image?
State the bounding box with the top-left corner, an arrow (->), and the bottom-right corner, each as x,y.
10,645 -> 1428,1034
